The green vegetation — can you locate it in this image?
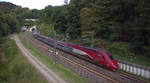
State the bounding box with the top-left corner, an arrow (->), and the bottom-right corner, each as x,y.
18,34 -> 89,83
34,0 -> 150,67
0,2 -> 25,37
0,11 -> 20,37
0,38 -> 48,83
37,24 -> 53,37
0,2 -> 40,37
107,42 -> 150,67
0,0 -> 149,67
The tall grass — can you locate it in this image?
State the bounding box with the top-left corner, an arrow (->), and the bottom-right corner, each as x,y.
0,38 -> 48,83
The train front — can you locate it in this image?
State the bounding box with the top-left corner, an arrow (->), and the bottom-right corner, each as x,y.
109,56 -> 118,71
100,51 -> 119,71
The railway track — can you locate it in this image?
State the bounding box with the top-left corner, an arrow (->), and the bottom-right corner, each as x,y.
22,33 -> 120,83
116,70 -> 149,83
22,33 -> 149,83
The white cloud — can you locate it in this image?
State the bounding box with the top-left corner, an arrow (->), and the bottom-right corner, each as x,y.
1,0 -> 66,9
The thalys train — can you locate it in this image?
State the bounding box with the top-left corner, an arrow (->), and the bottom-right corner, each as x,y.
32,32 -> 119,71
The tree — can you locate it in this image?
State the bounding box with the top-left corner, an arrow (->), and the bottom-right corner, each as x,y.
80,8 -> 97,36
65,0 -> 82,39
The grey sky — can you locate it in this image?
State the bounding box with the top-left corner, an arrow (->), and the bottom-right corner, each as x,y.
0,0 -> 69,9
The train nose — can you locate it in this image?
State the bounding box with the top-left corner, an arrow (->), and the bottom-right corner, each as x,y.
113,65 -> 118,69
111,61 -> 119,71
113,61 -> 118,67
110,64 -> 118,71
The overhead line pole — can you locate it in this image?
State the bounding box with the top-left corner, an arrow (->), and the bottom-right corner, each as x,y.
91,31 -> 94,48
52,24 -> 57,64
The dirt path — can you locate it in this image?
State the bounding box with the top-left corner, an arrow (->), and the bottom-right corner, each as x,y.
11,34 -> 66,83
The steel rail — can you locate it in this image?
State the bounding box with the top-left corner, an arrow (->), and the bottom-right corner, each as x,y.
116,71 -> 148,83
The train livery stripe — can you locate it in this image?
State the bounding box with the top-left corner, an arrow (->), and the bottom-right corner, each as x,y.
72,48 -> 87,55
72,48 -> 93,59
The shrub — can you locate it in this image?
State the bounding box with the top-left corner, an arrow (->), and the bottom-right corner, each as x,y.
94,38 -> 111,49
108,42 -> 132,57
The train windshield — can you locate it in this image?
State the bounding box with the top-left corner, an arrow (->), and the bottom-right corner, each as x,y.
104,51 -> 115,60
109,56 -> 114,60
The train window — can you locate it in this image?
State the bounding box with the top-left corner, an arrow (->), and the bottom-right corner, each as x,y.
83,47 -> 98,53
57,44 -> 64,47
109,56 -> 114,60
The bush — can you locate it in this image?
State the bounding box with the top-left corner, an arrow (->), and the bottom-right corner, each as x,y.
108,42 -> 132,57
94,38 -> 111,49
0,22 -> 10,37
2,38 -> 17,62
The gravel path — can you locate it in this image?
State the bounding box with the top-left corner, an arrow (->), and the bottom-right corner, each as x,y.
11,34 -> 66,83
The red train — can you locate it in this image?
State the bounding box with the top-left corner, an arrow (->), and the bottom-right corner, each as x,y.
33,33 -> 119,71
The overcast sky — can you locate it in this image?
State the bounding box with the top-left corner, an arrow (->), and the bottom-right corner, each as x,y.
0,0 -> 69,9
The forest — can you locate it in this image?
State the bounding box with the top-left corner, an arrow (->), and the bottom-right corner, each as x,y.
37,0 -> 150,59
0,0 -> 150,65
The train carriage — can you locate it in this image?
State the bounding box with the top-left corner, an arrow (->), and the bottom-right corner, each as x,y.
33,33 -> 118,71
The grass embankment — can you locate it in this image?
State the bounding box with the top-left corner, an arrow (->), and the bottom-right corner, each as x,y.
18,34 -> 89,83
0,38 -> 48,83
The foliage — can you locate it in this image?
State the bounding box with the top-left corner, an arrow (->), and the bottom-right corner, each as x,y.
80,8 -> 96,36
0,2 -> 34,37
0,11 -> 19,37
0,2 -> 18,13
108,42 -> 131,57
37,23 -> 53,37
31,0 -> 150,59
91,0 -> 150,57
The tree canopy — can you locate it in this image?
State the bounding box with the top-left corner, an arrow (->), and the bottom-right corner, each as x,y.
36,0 -> 150,57
0,2 -> 32,37
0,1 -> 149,58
